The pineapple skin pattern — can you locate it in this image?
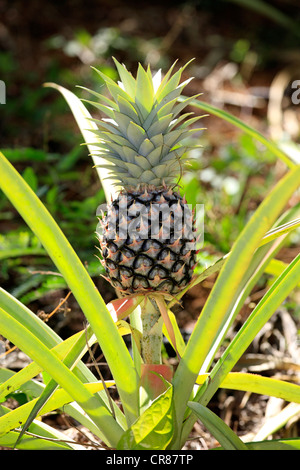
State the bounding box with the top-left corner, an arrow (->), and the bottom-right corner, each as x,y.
85,58 -> 203,296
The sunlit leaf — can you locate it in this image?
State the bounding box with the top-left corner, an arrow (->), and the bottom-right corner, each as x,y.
185,97 -> 296,168
44,82 -> 119,200
0,150 -> 139,426
117,385 -> 173,450
107,295 -> 143,321
0,380 -> 114,441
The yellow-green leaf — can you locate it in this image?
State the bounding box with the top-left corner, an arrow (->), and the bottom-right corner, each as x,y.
117,385 -> 173,450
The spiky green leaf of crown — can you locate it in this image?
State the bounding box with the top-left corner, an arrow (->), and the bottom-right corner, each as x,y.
81,58 -> 204,188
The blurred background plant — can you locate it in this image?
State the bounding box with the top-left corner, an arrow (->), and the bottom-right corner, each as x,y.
1,0 -> 300,448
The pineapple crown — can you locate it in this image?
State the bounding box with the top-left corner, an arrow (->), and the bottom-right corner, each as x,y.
81,58 -> 204,188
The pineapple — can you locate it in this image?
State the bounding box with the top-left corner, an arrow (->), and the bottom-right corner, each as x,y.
84,58 -> 203,296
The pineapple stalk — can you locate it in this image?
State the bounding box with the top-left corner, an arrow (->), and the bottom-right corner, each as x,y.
139,297 -> 177,408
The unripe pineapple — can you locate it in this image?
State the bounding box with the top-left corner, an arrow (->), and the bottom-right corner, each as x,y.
84,58 -> 203,295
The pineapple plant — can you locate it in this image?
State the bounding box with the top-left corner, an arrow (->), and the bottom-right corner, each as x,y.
83,58 -> 203,298
2,57 -> 300,451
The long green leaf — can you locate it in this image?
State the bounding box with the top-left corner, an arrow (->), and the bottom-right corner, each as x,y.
0,369 -> 45,401
162,309 -> 186,357
197,200 -> 300,373
0,430 -> 74,450
198,203 -> 300,373
0,306 -> 123,447
0,247 -> 45,260
0,288 -> 127,430
260,217 -> 300,246
0,150 -> 139,424
264,258 -> 300,288
254,402 -> 300,441
0,368 -> 124,442
169,209 -> 300,307
172,165 -> 300,445
179,252 -> 300,446
0,407 -> 77,450
198,239 -> 284,374
0,286 -> 61,347
225,0 -> 300,37
187,401 -> 248,450
0,328 -> 93,402
180,254 -> 300,447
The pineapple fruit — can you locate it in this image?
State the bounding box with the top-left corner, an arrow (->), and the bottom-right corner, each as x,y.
84,58 -> 203,297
